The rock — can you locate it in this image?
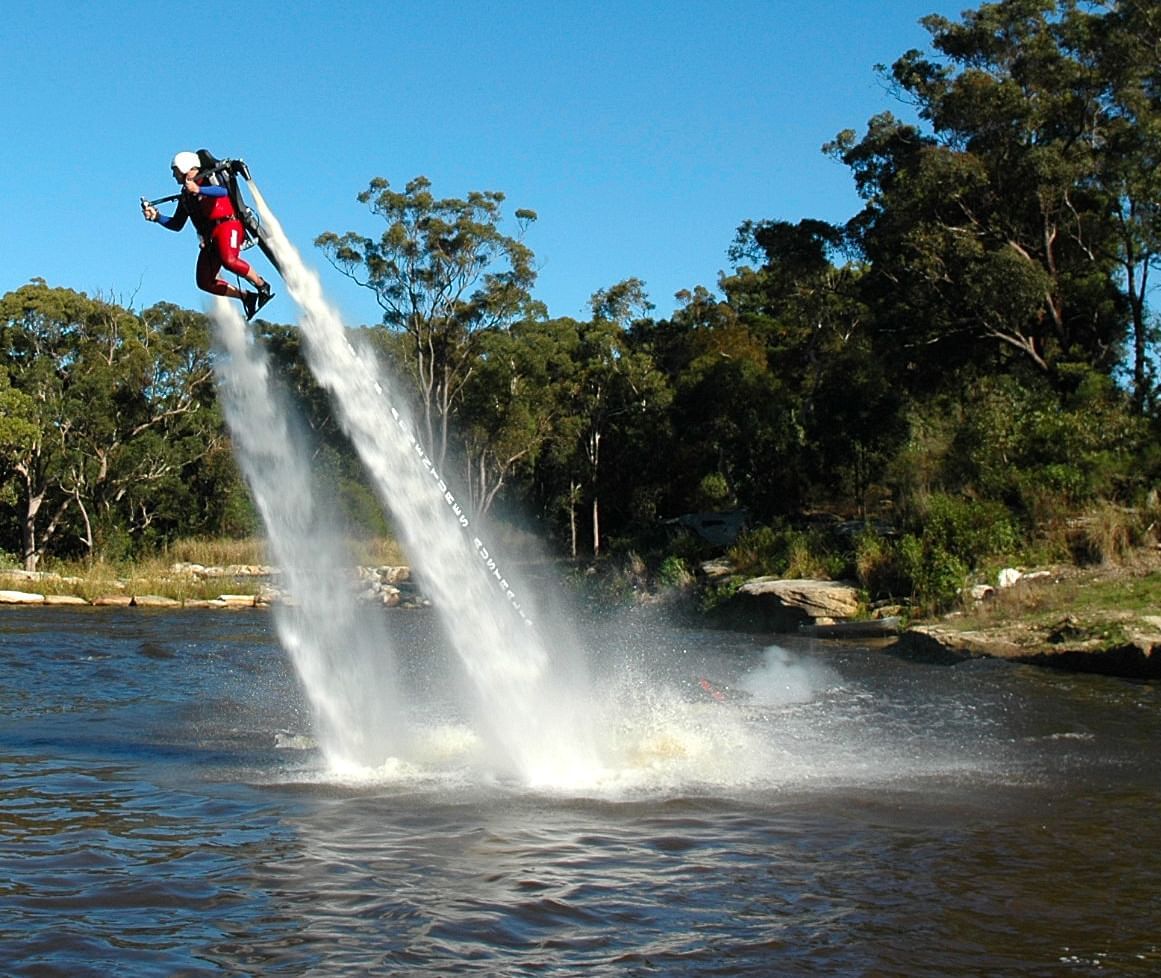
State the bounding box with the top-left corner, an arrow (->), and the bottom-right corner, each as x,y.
699,558 -> 737,581
997,567 -> 1023,588
130,595 -> 182,608
170,562 -> 207,577
214,594 -> 257,607
742,578 -> 861,617
169,562 -> 273,579
92,595 -> 134,607
43,594 -> 88,606
1017,641 -> 1161,679
895,621 -> 1161,680
896,624 -> 1024,664
720,578 -> 861,631
0,590 -> 45,604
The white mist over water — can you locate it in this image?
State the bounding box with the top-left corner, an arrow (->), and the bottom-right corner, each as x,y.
244,184 -> 600,786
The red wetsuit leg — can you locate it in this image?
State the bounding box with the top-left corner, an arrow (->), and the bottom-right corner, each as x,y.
196,221 -> 253,295
212,220 -> 253,279
195,242 -> 228,295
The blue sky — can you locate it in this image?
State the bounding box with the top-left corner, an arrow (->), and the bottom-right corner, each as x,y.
2,1 -> 966,326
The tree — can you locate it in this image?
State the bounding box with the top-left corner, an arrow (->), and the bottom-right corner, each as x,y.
458,317 -> 579,517
568,280 -> 670,557
717,219 -> 899,515
0,285 -> 218,568
1085,0 -> 1161,409
828,1 -> 1129,389
316,176 -> 540,470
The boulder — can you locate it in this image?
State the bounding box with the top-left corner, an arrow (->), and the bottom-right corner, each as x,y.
0,590 -> 45,605
721,578 -> 861,632
130,595 -> 182,608
92,595 -> 134,607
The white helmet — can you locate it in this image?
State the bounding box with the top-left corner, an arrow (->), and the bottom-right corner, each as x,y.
171,151 -> 201,174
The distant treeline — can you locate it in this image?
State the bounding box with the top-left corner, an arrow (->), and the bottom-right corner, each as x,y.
2,1 -> 1159,609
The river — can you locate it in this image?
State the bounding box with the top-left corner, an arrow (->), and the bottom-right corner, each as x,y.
0,607 -> 1157,976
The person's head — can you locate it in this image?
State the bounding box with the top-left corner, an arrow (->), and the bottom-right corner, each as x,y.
171,151 -> 201,182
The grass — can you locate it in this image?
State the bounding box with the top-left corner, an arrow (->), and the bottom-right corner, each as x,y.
943,550 -> 1161,650
0,535 -> 410,603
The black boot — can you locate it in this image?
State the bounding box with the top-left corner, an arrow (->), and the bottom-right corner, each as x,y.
255,281 -> 274,314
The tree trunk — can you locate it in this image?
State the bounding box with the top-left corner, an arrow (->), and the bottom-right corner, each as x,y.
568,480 -> 578,560
20,481 -> 42,572
591,492 -> 601,559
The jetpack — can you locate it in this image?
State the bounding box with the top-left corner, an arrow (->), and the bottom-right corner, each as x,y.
142,149 -> 283,278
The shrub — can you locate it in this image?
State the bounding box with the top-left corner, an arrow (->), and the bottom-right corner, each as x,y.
854,527 -> 905,599
896,533 -> 969,613
1069,502 -> 1140,565
919,493 -> 1020,566
693,472 -> 732,511
727,521 -> 847,580
656,554 -> 693,588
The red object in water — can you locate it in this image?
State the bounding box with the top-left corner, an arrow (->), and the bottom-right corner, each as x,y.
699,677 -> 726,702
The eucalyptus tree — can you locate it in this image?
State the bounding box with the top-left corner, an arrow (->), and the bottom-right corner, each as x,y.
718,219 -> 896,514
316,176 -> 540,470
629,285 -> 786,518
458,317 -> 582,519
1085,0 -> 1161,409
568,280 -> 670,557
827,0 -> 1130,389
0,285 -> 218,568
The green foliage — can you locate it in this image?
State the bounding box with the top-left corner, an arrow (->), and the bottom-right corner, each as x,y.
2,2 -> 1159,583
316,175 -> 541,467
656,554 -> 692,588
896,533 -> 969,614
0,285 -> 222,569
921,371 -> 1147,526
873,493 -> 1022,612
693,473 -> 732,511
918,493 -> 1020,567
854,527 -> 905,599
828,0 -> 1148,390
727,521 -> 847,580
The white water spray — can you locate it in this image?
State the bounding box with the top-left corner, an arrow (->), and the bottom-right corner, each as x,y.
210,301 -> 405,770
213,187 -> 900,796
244,184 -> 600,785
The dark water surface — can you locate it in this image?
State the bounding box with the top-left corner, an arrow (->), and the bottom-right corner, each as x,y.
0,608 -> 1157,976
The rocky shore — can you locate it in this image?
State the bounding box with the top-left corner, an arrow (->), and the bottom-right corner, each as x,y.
712,556 -> 1161,680
0,562 -> 429,610
3,553 -> 1159,680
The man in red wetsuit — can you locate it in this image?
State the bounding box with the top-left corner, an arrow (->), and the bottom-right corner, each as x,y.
142,151 -> 274,320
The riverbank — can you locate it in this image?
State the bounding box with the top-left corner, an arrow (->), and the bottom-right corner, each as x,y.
697,547 -> 1161,680
891,552 -> 1161,679
3,551 -> 1159,679
0,561 -> 427,610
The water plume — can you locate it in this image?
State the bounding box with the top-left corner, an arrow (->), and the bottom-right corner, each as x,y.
244,184 -> 600,786
209,300 -> 404,769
